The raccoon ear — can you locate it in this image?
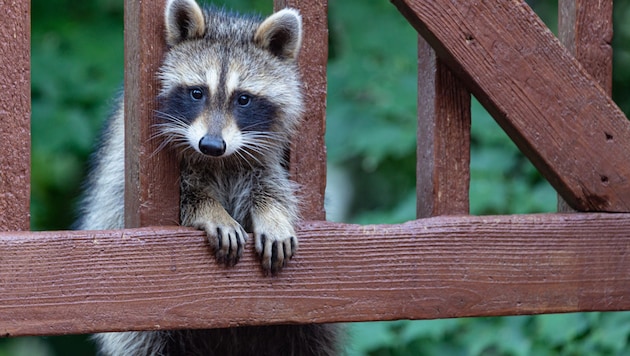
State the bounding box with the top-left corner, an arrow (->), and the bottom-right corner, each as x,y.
254,8 -> 303,60
164,0 -> 206,46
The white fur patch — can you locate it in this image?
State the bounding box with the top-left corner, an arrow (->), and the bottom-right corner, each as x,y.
205,66 -> 220,96
225,69 -> 241,97
187,119 -> 207,154
222,120 -> 243,156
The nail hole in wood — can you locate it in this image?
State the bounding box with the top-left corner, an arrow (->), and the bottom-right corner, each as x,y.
605,132 -> 613,141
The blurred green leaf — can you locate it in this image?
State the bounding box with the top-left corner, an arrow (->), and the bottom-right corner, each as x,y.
348,322 -> 399,354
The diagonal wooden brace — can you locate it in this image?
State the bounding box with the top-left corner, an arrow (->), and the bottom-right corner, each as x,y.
392,0 -> 630,212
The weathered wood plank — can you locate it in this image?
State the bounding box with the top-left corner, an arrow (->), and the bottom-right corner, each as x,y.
124,0 -> 180,228
557,0 -> 613,212
0,0 -> 30,231
275,0 -> 328,220
1,213 -> 629,337
391,0 -> 630,212
417,37 -> 471,218
559,0 -> 613,93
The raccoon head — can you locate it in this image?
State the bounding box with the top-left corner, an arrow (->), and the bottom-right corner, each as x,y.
156,0 -> 303,165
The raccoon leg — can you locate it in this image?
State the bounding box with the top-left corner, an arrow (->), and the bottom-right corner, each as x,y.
251,201 -> 298,273
182,198 -> 248,266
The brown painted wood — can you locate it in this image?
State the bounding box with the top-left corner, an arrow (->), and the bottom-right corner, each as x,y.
559,0 -> 613,93
275,0 -> 328,220
124,0 -> 180,228
391,0 -> 630,212
417,37 -> 471,218
557,0 -> 613,212
1,213 -> 629,337
0,0 -> 30,231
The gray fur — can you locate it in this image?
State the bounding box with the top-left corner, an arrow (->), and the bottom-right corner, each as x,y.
77,0 -> 339,354
95,325 -> 341,356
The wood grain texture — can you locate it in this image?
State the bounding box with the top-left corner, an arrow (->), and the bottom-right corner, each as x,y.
0,0 -> 30,231
417,37 -> 471,218
124,0 -> 180,228
557,0 -> 613,213
559,0 -> 613,93
391,0 -> 630,212
1,213 -> 629,337
275,0 -> 328,220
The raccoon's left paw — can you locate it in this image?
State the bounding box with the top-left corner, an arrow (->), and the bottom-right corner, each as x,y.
253,219 -> 298,274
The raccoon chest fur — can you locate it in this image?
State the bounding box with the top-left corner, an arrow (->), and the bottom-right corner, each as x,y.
180,160 -> 266,231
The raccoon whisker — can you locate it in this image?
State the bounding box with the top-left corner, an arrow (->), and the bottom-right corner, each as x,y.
149,131 -> 186,153
153,111 -> 190,132
236,146 -> 265,167
151,139 -> 171,158
149,134 -> 191,158
151,120 -> 190,141
154,109 -> 186,122
153,116 -> 190,130
153,126 -> 188,140
237,139 -> 270,156
233,150 -> 257,170
240,138 -> 284,155
244,134 -> 286,150
240,131 -> 285,145
237,125 -> 284,139
241,130 -> 284,141
149,127 -> 175,143
240,141 -> 271,155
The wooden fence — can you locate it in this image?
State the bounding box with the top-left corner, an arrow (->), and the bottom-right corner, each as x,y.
1,0 -> 629,338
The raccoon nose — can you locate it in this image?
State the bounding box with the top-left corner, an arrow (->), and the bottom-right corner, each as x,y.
199,135 -> 226,157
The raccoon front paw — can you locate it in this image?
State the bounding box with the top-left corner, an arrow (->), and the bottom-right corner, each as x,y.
197,220 -> 248,266
253,224 -> 298,274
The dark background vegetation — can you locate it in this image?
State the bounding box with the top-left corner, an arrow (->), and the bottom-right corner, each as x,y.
3,0 -> 629,354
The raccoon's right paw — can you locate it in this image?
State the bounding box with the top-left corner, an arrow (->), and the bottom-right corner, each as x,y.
196,220 -> 248,266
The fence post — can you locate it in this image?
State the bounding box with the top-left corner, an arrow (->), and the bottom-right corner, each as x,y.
124,0 -> 180,228
0,0 -> 30,231
557,0 -> 613,212
274,0 -> 329,221
417,38 -> 471,218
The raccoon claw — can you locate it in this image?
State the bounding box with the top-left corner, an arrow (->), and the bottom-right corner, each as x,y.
255,233 -> 298,274
203,223 -> 248,266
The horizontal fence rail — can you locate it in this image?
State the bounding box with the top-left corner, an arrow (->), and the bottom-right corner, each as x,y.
1,213 -> 629,337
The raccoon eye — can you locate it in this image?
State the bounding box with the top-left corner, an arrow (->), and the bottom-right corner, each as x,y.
190,88 -> 204,101
236,94 -> 252,107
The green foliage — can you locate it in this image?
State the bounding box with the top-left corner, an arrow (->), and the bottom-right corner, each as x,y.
327,0 -> 418,223
346,312 -> 630,356
469,100 -> 557,215
18,0 -> 630,354
30,0 -> 124,230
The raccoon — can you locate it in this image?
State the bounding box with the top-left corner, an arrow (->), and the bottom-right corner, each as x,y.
76,0 -> 339,354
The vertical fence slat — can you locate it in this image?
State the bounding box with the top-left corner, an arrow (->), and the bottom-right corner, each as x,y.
0,0 -> 30,231
124,0 -> 180,228
274,0 -> 328,221
557,0 -> 613,213
417,37 -> 471,218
